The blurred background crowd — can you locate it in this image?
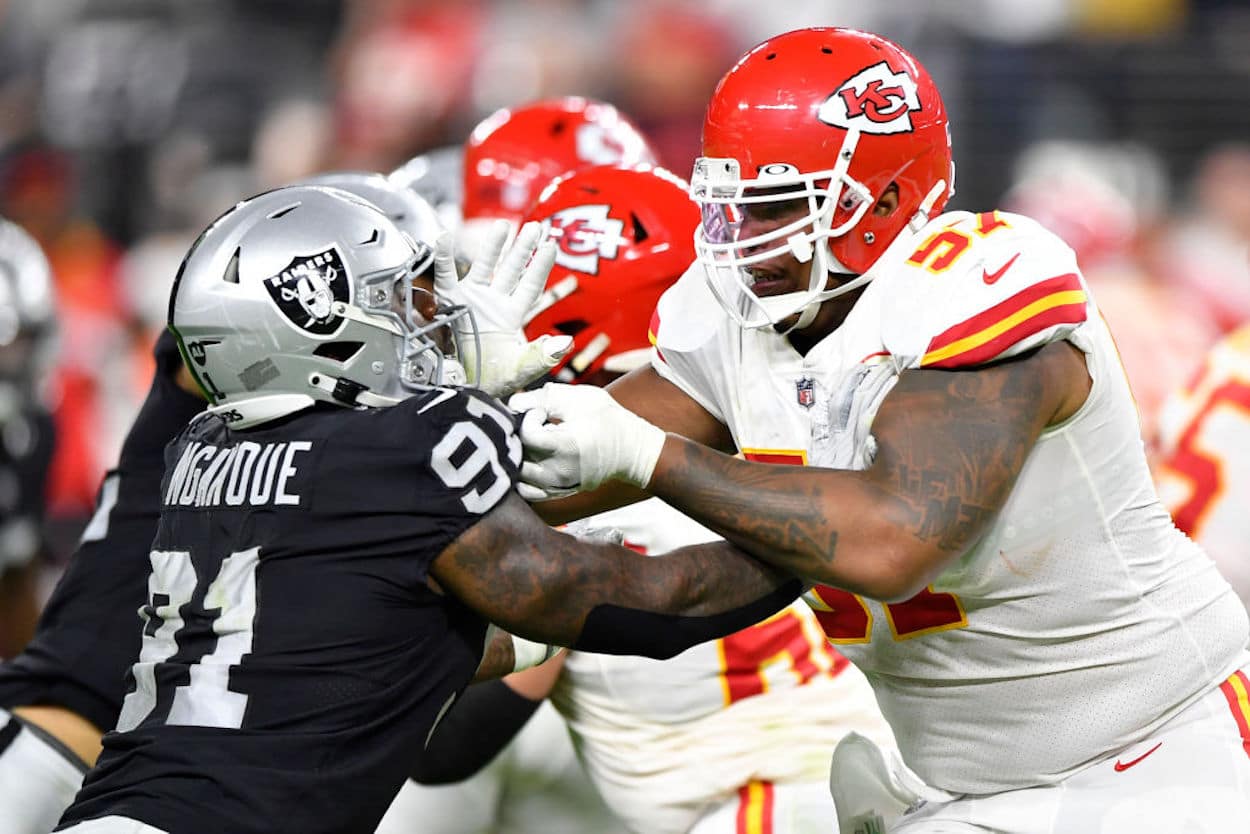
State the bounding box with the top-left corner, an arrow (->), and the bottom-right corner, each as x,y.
2,0 -> 1250,647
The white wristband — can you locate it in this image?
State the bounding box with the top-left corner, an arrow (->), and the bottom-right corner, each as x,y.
512,635 -> 557,673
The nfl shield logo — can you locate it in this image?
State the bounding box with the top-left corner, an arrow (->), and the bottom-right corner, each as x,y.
796,377 -> 815,409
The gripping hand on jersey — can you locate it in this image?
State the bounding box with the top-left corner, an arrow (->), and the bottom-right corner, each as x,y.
433,220 -> 573,399
508,383 -> 667,501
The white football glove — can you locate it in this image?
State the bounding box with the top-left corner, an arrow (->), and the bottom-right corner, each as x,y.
433,220 -> 573,399
508,383 -> 667,501
561,518 -> 626,546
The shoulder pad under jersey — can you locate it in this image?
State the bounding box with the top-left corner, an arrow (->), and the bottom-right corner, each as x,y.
880,211 -> 1089,370
649,260 -> 731,365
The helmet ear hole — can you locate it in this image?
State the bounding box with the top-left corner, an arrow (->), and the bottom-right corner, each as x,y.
223,248 -> 241,284
313,341 -> 365,363
631,213 -> 649,243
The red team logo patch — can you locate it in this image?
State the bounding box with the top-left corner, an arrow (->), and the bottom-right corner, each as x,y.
817,61 -> 921,135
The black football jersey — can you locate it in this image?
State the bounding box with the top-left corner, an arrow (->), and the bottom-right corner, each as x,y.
58,385 -> 521,834
0,331 -> 204,729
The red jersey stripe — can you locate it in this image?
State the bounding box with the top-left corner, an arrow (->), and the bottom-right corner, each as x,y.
922,273 -> 1086,367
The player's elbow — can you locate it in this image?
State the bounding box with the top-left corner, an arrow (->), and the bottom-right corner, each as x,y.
860,570 -> 932,604
847,534 -> 945,603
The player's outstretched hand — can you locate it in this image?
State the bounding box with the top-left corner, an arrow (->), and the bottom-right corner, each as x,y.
433,220 -> 572,399
508,383 -> 666,501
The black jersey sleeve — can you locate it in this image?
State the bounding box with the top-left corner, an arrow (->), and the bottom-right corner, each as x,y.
117,330 -> 205,470
297,387 -> 522,590
414,387 -> 522,519
0,330 -> 205,728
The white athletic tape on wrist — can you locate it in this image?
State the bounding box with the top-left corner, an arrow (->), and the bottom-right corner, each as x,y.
623,421 -> 666,489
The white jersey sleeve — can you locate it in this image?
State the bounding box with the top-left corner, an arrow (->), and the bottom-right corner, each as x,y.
881,211 -> 1090,370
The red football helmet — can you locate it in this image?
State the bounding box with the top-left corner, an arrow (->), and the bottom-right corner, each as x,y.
692,28 -> 954,329
522,164 -> 697,384
460,97 -> 659,259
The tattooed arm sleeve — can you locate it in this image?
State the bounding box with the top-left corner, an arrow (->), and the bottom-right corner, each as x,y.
429,492 -> 802,658
642,341 -> 1090,601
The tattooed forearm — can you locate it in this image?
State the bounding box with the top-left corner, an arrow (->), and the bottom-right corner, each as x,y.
644,343 -> 1075,598
655,441 -> 845,572
432,492 -> 798,653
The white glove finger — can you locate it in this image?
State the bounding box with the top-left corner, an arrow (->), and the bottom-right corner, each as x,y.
465,219 -> 512,286
505,336 -> 574,396
518,424 -> 567,464
525,382 -> 594,423
516,481 -> 549,502
519,458 -> 579,491
508,389 -> 548,416
432,232 -> 460,298
516,481 -> 575,502
515,240 -> 557,308
494,221 -> 543,294
536,334 -> 573,368
517,405 -> 550,442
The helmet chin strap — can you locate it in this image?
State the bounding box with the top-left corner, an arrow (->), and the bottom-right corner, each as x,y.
781,229 -> 862,334
789,298 -> 821,333
787,178 -> 951,334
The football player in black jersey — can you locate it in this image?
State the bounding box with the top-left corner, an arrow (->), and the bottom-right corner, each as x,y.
0,174 -> 565,834
52,185 -> 799,834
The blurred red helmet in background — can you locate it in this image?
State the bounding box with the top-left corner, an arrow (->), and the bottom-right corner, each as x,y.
523,163 -> 696,384
461,97 -> 659,260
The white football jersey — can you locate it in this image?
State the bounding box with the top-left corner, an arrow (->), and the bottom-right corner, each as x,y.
551,498 -> 895,834
650,209 -> 1250,795
1156,325 -> 1250,612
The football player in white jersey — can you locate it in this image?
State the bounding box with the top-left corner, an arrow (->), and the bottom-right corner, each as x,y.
1155,324 -> 1250,613
515,163 -> 896,834
504,27 -> 1250,833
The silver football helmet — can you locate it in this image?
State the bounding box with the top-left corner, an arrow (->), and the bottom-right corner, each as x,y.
168,185 -> 474,428
299,170 -> 444,246
388,145 -> 464,232
0,217 -> 58,410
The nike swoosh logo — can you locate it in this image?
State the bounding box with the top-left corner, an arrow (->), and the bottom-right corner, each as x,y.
1113,741 -> 1162,772
982,252 -> 1021,285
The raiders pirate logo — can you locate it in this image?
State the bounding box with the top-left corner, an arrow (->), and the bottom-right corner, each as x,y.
544,205 -> 627,275
263,248 -> 351,336
816,61 -> 921,135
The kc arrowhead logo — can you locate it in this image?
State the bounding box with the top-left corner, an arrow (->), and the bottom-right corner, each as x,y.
818,62 -> 921,135
544,204 -> 627,276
